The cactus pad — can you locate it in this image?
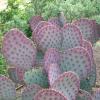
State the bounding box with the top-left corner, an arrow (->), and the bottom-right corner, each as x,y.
22,84 -> 42,100
51,71 -> 80,100
24,68 -> 49,88
35,51 -> 44,66
72,18 -> 97,43
60,47 -> 91,80
29,16 -> 44,31
44,48 -> 60,73
80,63 -> 96,92
33,21 -> 51,43
35,25 -> 62,52
77,89 -> 92,100
62,24 -> 83,50
48,63 -> 61,86
82,40 -> 93,58
34,89 -> 67,100
48,17 -> 61,28
81,40 -> 96,91
2,28 -> 36,70
0,75 -> 16,100
8,67 -> 25,84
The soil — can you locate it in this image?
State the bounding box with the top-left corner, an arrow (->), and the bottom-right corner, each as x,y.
93,46 -> 100,86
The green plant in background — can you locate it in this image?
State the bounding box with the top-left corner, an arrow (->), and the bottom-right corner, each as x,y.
0,35 -> 7,76
0,54 -> 7,76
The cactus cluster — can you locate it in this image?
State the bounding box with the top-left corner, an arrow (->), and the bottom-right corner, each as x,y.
0,12 -> 100,100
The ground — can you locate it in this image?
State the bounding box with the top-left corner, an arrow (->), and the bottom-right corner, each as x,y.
93,46 -> 100,86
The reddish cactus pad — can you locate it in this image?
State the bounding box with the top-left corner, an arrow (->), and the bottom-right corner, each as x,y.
44,48 -> 60,73
48,63 -> 61,86
8,67 -> 25,84
33,21 -> 51,43
62,24 -> 83,50
29,16 -> 44,31
81,40 -> 96,90
36,25 -> 62,52
60,47 -> 91,80
48,17 -> 61,28
34,89 -> 67,100
0,75 -> 16,100
77,89 -> 93,100
51,71 -> 80,100
2,28 -> 37,70
82,40 -> 93,59
72,18 -> 97,43
22,84 -> 42,100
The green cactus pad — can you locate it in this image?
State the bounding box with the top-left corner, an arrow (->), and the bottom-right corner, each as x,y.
24,68 -> 49,88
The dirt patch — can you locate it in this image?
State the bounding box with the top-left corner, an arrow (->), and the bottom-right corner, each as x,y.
93,46 -> 100,86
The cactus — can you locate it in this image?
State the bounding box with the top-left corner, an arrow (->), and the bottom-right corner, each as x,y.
80,60 -> 96,92
2,28 -> 37,71
33,21 -> 51,43
92,88 -> 100,100
77,89 -> 93,100
72,18 -> 97,43
8,67 -> 25,84
35,51 -> 44,67
48,17 -> 61,28
24,68 -> 49,88
29,16 -> 44,31
34,89 -> 67,100
48,63 -> 61,86
51,71 -> 80,100
48,11 -> 66,28
60,47 -> 91,80
82,40 -> 93,59
44,48 -> 60,73
22,84 -> 42,100
35,25 -> 62,52
0,75 -> 16,100
62,24 -> 83,50
80,40 -> 96,91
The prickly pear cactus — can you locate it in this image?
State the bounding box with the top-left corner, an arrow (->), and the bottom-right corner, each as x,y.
92,88 -> 100,100
77,89 -> 93,100
60,47 -> 91,80
48,17 -> 61,28
48,12 -> 66,28
72,18 -> 97,43
44,48 -> 60,73
34,25 -> 62,52
8,67 -> 25,84
82,40 -> 93,58
29,16 -> 44,31
51,71 -> 80,100
0,75 -> 16,100
24,68 -> 49,88
33,21 -> 51,43
35,51 -> 44,66
34,89 -> 67,100
62,24 -> 83,50
48,63 -> 61,86
22,84 -> 42,100
80,40 -> 96,92
80,63 -> 96,92
2,28 -> 37,70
